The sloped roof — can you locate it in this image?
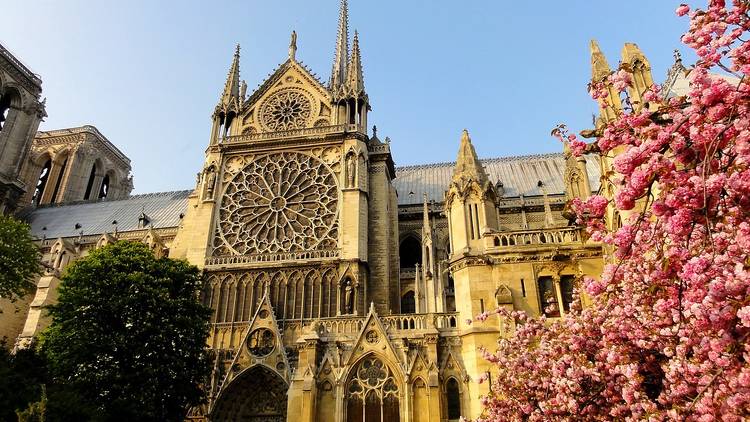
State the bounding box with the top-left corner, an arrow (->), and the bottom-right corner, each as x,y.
393,153 -> 601,205
20,190 -> 191,239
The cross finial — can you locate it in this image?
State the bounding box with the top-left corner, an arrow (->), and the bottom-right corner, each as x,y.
673,49 -> 682,64
372,125 -> 377,137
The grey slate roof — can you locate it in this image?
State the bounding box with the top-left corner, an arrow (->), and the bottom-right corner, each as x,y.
21,190 -> 191,239
393,153 -> 601,206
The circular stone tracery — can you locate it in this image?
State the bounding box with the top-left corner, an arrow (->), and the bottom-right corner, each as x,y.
260,89 -> 312,131
217,152 -> 338,256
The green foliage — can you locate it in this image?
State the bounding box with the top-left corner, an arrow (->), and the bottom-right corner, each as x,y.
0,343 -> 47,422
0,214 -> 40,301
41,241 -> 212,421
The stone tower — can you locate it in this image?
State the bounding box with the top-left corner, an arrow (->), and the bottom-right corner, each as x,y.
0,43 -> 46,213
171,1 -> 399,419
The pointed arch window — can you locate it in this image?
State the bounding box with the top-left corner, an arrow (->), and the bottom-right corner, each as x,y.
399,236 -> 421,269
0,91 -> 11,132
446,378 -> 461,420
400,291 -> 415,314
49,158 -> 68,204
32,159 -> 52,205
98,174 -> 110,199
346,356 -> 400,422
83,163 -> 97,200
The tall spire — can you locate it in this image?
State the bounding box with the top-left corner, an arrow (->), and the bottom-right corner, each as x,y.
451,129 -> 490,186
220,44 -> 241,109
589,39 -> 611,82
346,30 -> 365,95
422,193 -> 432,238
330,0 -> 349,90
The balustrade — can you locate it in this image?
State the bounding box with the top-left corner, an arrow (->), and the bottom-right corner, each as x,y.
487,226 -> 581,249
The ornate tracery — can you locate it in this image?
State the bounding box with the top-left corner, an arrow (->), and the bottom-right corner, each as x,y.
215,152 -> 339,256
346,356 -> 400,422
260,89 -> 313,131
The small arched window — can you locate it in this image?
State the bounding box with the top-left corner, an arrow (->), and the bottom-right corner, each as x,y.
98,174 -> 110,199
83,163 -> 97,200
400,291 -> 415,314
446,378 -> 461,420
0,91 -> 12,132
32,159 -> 52,205
399,236 -> 421,269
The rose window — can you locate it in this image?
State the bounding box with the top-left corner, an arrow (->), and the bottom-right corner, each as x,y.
216,152 -> 338,256
260,89 -> 312,131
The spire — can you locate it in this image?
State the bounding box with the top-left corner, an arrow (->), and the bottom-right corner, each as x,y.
289,30 -> 297,61
621,42 -> 650,69
422,193 -> 432,238
330,0 -> 349,90
451,129 -> 489,186
220,44 -> 241,109
346,30 -> 365,95
589,39 -> 611,82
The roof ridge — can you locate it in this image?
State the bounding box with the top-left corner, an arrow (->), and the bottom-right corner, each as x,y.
395,152 -> 564,171
31,189 -> 192,209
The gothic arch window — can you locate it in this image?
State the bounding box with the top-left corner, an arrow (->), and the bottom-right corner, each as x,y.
399,235 -> 421,269
445,377 -> 462,421
211,365 -> 288,422
83,161 -> 101,200
400,291 -> 415,314
0,87 -> 20,133
32,159 -> 52,205
538,276 -> 559,317
49,157 -> 69,204
98,172 -> 112,199
346,355 -> 400,422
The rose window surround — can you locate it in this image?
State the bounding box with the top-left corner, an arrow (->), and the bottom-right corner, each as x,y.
260,89 -> 313,131
217,152 -> 339,256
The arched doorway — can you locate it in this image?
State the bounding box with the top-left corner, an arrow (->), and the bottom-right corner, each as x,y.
211,365 -> 287,422
399,235 -> 421,269
346,355 -> 400,422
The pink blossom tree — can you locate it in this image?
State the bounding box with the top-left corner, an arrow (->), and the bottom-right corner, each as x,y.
475,1 -> 750,420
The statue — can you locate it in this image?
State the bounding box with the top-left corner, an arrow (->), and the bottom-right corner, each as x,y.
240,80 -> 247,100
205,167 -> 217,199
346,153 -> 356,188
344,279 -> 354,314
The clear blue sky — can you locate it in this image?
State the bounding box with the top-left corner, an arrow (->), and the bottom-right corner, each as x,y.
2,1 -> 700,194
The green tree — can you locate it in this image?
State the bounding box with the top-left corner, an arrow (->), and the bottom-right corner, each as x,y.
0,214 -> 40,301
41,241 -> 212,422
0,342 -> 47,422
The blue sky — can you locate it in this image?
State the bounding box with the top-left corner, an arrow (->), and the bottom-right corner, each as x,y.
2,1 -> 699,194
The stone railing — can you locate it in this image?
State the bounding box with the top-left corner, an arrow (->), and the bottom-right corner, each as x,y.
205,249 -> 340,267
0,43 -> 42,86
221,124 -> 365,144
209,312 -> 460,348
486,226 -> 581,249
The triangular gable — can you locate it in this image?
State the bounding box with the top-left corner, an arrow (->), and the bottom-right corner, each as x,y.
405,348 -> 433,380
345,303 -> 403,370
218,287 -> 291,394
439,346 -> 468,382
244,59 -> 331,110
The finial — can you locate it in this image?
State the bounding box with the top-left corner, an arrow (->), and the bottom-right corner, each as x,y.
289,30 -> 297,61
673,49 -> 682,64
461,129 -> 471,143
372,125 -> 377,137
234,43 -> 240,57
369,301 -> 375,314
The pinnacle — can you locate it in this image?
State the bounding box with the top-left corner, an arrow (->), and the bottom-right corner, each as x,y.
452,129 -> 490,186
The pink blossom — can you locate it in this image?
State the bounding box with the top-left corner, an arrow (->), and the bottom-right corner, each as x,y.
677,4 -> 690,16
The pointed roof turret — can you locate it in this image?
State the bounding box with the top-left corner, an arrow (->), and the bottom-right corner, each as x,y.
330,0 -> 349,90
346,30 -> 365,96
590,39 -> 611,82
219,44 -> 241,111
451,129 -> 490,187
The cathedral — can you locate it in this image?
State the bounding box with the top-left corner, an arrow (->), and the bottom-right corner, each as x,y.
0,1 -> 692,421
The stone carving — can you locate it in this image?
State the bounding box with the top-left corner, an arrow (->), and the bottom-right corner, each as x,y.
247,328 -> 275,357
346,152 -> 356,188
344,279 -> 354,314
216,152 -> 338,256
260,89 -> 312,131
205,167 -> 217,199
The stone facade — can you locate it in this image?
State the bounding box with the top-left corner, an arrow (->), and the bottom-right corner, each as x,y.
0,3 -> 687,421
